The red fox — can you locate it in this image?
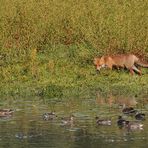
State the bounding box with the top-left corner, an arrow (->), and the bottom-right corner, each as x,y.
94,54 -> 148,75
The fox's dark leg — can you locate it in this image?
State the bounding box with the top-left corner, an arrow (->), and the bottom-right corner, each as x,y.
132,65 -> 142,75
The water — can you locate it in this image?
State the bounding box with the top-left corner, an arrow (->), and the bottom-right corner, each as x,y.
0,96 -> 148,148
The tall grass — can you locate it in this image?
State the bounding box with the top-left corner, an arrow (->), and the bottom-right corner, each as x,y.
0,0 -> 148,97
1,0 -> 148,54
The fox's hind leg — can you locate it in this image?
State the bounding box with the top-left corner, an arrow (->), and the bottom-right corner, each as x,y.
132,65 -> 142,75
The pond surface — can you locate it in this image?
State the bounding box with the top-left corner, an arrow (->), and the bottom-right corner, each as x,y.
0,96 -> 148,148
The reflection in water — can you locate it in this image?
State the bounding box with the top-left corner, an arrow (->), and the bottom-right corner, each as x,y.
0,96 -> 148,148
96,93 -> 138,107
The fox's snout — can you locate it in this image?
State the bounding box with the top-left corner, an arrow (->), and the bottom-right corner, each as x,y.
95,65 -> 101,72
96,67 -> 101,71
96,64 -> 106,71
95,66 -> 102,74
96,69 -> 100,74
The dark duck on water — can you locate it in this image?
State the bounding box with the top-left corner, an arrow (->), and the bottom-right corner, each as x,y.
135,112 -> 145,121
122,105 -> 137,115
0,109 -> 14,117
125,121 -> 143,130
42,112 -> 57,120
61,115 -> 75,125
117,116 -> 126,127
96,117 -> 111,126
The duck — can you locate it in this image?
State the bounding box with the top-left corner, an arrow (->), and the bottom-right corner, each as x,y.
122,105 -> 137,115
61,115 -> 75,125
96,117 -> 111,126
135,112 -> 145,121
42,112 -> 57,120
0,109 -> 14,117
117,116 -> 126,127
125,121 -> 143,130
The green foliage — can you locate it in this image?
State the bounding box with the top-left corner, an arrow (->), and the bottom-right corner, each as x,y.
44,84 -> 63,98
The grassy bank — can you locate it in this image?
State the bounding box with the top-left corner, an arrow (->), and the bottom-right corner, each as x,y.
0,0 -> 148,98
1,44 -> 148,98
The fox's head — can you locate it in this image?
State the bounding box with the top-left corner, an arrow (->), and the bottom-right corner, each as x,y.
94,57 -> 106,71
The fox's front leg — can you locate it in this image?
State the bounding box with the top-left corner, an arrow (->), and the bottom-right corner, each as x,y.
132,65 -> 142,75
